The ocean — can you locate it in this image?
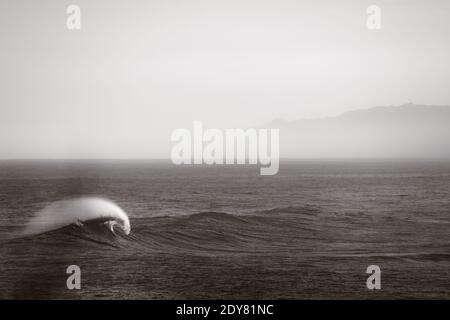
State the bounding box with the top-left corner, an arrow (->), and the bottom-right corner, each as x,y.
0,160 -> 449,299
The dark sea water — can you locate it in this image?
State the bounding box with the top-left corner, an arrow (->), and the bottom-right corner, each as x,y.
0,160 -> 449,299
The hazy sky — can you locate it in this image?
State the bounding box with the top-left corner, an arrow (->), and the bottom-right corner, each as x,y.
1,0 -> 449,158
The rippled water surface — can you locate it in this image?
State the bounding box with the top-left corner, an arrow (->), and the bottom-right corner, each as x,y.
0,160 -> 449,299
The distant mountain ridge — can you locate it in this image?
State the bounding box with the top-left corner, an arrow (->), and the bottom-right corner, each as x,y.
265,103 -> 450,158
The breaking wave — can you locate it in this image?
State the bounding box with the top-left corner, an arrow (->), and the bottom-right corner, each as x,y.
23,197 -> 131,237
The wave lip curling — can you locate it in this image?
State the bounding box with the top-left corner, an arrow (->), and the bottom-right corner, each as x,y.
24,197 -> 131,236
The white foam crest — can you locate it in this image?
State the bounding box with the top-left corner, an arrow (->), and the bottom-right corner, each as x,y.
24,197 -> 131,236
